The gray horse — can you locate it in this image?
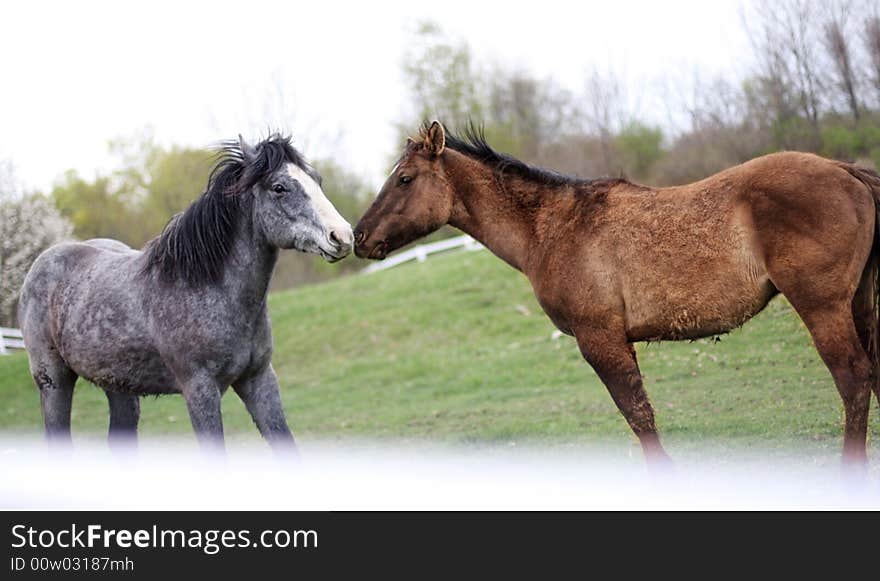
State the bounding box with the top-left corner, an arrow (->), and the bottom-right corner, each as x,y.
19,134 -> 353,453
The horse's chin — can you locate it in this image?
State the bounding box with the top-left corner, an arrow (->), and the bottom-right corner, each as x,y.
320,250 -> 345,263
316,244 -> 351,263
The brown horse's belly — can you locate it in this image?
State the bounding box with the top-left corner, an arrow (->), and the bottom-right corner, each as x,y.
625,286 -> 775,342
621,229 -> 776,342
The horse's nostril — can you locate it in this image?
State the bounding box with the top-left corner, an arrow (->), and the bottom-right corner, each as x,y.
329,230 -> 345,247
354,230 -> 366,245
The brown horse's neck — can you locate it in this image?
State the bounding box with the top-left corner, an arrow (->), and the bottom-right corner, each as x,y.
444,151 -> 549,272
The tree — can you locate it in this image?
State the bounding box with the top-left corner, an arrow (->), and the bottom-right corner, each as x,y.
583,68 -> 628,174
401,21 -> 483,131
51,170 -> 142,244
745,0 -> 826,149
50,131 -> 214,248
824,2 -> 860,121
0,159 -> 17,202
0,194 -> 73,326
865,15 -> 880,107
485,70 -> 576,164
615,122 -> 664,180
138,146 -> 214,245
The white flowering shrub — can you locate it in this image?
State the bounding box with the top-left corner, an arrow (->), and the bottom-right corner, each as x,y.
0,196 -> 74,327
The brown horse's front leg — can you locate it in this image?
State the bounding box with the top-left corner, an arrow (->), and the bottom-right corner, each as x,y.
574,326 -> 671,468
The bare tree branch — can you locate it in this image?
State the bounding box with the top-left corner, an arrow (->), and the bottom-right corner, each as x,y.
866,15 -> 880,106
824,2 -> 860,120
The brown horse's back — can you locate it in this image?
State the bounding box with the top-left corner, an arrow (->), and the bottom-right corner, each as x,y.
558,152 -> 876,342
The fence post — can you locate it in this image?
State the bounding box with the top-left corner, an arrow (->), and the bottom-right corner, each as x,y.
0,334 -> 6,356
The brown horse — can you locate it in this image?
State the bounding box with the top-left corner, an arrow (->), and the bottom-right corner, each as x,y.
355,121 -> 880,468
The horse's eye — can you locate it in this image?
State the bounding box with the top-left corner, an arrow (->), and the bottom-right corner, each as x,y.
400,175 -> 413,185
272,184 -> 285,194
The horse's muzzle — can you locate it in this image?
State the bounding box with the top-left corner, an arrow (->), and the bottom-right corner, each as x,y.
356,240 -> 387,260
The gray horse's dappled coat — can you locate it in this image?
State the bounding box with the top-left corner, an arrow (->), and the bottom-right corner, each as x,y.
19,135 -> 353,452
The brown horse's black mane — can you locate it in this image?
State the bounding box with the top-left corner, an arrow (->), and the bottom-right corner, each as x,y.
437,122 -> 627,192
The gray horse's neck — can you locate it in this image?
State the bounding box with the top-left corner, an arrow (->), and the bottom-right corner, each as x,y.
221,210 -> 279,312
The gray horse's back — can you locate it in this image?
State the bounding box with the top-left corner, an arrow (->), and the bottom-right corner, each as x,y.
20,239 -> 137,329
84,238 -> 137,254
20,239 -> 178,395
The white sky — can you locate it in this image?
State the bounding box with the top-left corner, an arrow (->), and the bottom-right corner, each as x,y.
1,0 -> 750,194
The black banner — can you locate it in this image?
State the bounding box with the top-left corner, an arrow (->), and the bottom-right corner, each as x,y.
1,511 -> 876,577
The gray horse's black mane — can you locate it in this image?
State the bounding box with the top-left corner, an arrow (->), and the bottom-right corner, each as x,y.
142,134 -> 310,286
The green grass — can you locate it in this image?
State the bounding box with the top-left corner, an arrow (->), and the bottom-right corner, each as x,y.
1,249 -> 878,458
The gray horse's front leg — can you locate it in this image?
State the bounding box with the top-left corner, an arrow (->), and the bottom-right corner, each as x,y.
179,375 -> 225,452
233,365 -> 298,456
106,391 -> 140,452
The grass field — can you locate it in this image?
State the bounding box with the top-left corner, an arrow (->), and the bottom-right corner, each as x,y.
1,248 -> 878,460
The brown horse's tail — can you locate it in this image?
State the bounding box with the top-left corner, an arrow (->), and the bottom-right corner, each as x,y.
840,162 -> 880,407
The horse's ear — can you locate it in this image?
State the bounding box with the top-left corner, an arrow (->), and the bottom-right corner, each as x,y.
238,134 -> 256,161
424,121 -> 445,156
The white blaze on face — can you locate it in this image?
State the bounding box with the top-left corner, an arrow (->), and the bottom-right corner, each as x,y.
286,163 -> 353,248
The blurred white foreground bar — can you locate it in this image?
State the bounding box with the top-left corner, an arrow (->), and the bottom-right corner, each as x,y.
0,438 -> 878,510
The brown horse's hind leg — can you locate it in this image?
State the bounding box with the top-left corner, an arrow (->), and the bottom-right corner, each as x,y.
574,326 -> 671,468
796,304 -> 873,466
852,261 -> 880,411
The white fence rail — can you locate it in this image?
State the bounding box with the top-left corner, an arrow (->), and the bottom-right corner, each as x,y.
361,235 -> 483,274
0,327 -> 25,355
